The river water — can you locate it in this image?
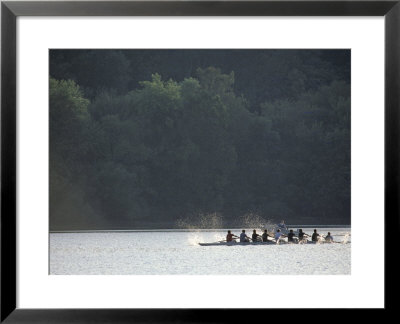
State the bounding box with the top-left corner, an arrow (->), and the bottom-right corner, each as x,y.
50,228 -> 351,275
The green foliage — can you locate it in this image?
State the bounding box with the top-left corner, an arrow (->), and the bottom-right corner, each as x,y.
50,50 -> 131,98
49,78 -> 96,229
49,54 -> 351,229
49,78 -> 90,168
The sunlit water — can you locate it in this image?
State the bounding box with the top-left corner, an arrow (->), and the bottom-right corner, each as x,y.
50,228 -> 351,275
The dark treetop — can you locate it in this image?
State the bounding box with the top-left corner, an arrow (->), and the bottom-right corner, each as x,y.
49,49 -> 350,230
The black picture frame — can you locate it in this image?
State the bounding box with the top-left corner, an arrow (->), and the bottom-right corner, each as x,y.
1,0 -> 397,321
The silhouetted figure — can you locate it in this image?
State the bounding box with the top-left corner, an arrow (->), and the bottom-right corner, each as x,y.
252,229 -> 261,242
312,229 -> 320,242
226,230 -> 238,242
262,229 -> 271,242
240,230 -> 250,242
287,229 -> 296,243
298,229 -> 307,241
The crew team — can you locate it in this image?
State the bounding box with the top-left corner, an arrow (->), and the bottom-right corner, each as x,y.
226,229 -> 334,243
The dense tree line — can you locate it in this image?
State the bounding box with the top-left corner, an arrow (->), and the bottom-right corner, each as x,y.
50,50 -> 350,230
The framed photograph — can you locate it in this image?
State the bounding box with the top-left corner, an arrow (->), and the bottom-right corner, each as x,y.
1,0 -> 397,321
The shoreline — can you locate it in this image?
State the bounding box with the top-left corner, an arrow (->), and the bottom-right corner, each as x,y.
50,225 -> 351,234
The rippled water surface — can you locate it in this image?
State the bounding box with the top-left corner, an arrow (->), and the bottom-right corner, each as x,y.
50,228 -> 351,275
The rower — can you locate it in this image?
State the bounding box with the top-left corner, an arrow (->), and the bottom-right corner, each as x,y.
311,229 -> 320,242
252,229 -> 261,242
240,230 -> 250,242
262,229 -> 272,242
274,229 -> 284,242
287,229 -> 296,243
226,230 -> 238,242
325,232 -> 334,243
298,229 -> 308,241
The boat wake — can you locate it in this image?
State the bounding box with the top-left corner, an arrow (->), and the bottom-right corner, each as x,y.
187,233 -> 204,245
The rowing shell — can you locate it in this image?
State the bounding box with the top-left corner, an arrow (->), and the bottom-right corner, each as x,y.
198,240 -> 347,246
199,241 -> 276,246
